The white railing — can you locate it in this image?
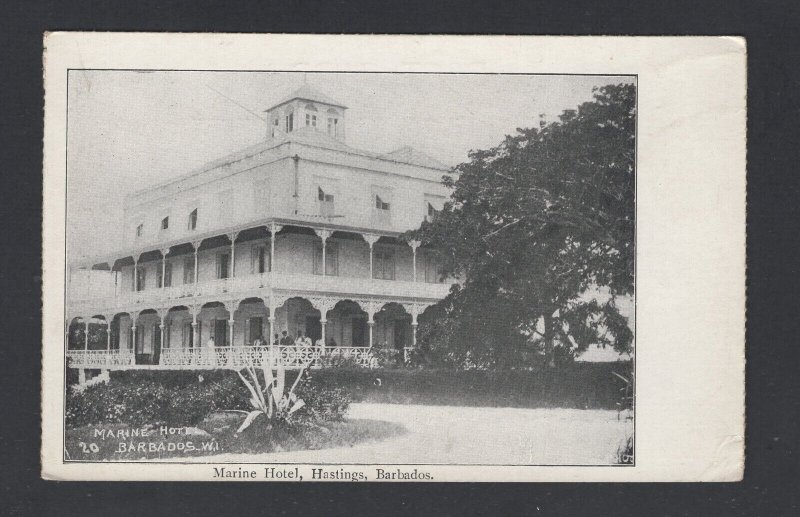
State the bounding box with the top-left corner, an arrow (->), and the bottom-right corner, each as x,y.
67,349 -> 135,368
70,271 -> 450,311
68,346 -> 379,370
326,346 -> 380,368
161,345 -> 324,369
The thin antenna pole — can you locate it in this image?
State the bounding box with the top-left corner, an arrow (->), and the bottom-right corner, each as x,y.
205,84 -> 267,122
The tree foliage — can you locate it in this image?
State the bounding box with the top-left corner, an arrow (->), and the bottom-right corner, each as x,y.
408,84 -> 635,368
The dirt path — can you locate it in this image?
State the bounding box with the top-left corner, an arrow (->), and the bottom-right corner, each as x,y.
209,403 -> 633,465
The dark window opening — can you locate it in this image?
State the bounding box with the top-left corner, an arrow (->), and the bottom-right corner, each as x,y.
188,209 -> 197,230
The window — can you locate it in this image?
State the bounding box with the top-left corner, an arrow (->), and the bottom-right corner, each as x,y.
424,195 -> 445,223
285,111 -> 294,132
251,244 -> 270,274
426,202 -> 438,222
305,113 -> 317,127
216,253 -> 230,279
161,216 -> 169,230
183,257 -> 195,284
157,262 -> 172,288
135,266 -> 146,291
375,195 -> 390,211
372,190 -> 392,226
318,187 -> 335,217
373,248 -> 395,280
313,242 -> 338,276
135,223 -> 143,238
327,117 -> 338,136
188,209 -> 197,231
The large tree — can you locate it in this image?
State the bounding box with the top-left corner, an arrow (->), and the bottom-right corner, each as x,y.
408,84 -> 635,368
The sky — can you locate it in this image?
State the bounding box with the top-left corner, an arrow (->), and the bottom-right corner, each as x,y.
67,71 -> 634,260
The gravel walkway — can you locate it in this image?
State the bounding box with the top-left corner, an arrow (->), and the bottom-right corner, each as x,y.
210,403 -> 633,465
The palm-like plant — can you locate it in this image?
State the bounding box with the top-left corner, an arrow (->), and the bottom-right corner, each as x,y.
235,355 -> 309,434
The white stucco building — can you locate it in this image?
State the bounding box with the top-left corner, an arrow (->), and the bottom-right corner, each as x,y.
66,85 -> 454,376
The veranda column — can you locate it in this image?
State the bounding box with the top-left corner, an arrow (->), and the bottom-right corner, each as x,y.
410,305 -> 419,363
409,240 -> 421,283
105,318 -> 112,350
314,229 -> 332,277
270,223 -> 283,275
133,252 -> 143,294
264,296 -> 275,347
84,318 -> 90,351
363,234 -> 380,280
315,298 -> 335,356
191,305 -> 200,349
191,240 -> 201,294
226,301 -> 238,368
228,232 -> 239,278
161,248 -> 170,291
412,305 -> 419,347
130,322 -> 137,359
367,303 -> 376,348
225,300 -> 238,347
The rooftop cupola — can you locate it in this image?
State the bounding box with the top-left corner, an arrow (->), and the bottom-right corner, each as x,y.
264,84 -> 348,142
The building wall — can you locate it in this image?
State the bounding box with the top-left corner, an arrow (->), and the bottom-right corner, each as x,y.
120,143 -> 449,250
123,157 -> 294,248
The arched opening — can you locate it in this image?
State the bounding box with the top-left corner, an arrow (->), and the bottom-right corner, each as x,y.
198,301 -> 229,348
237,297 -> 269,346
134,309 -> 160,365
374,302 -> 412,353
274,297 -> 321,346
164,305 -> 192,350
67,316 -> 86,351
327,300 -> 369,348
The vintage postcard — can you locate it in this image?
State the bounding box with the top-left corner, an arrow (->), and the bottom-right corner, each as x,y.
42,34 -> 745,481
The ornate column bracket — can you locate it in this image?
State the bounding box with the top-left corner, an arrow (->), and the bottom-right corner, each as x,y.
309,296 -> 337,319
363,233 -> 381,247
156,308 -> 169,323
222,298 -> 240,317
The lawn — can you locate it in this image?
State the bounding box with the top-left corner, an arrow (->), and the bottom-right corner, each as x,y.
65,418 -> 407,461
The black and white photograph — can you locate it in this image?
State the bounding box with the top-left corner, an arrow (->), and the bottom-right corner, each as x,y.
41,34 -> 745,483
62,70 -> 636,468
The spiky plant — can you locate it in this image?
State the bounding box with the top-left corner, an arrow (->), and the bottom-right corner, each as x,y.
235,354 -> 309,434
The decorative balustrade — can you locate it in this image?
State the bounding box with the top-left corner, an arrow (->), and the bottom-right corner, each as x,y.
68,346 -> 379,370
70,271 -> 450,312
67,349 -> 135,368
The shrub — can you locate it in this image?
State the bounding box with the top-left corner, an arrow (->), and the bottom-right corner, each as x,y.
295,371 -> 350,423
66,380 -> 172,427
65,368 -> 351,429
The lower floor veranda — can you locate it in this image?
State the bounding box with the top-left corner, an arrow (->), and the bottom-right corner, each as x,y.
66,294 -> 438,377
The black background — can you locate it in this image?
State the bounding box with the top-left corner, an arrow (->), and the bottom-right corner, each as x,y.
1,1 -> 797,515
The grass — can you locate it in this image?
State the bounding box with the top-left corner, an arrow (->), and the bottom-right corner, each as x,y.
65,419 -> 407,461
